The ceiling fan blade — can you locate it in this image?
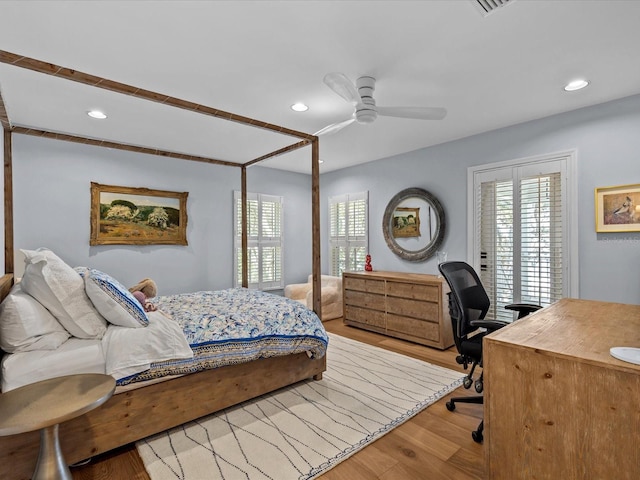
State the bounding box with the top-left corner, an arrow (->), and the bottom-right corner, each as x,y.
314,117 -> 356,136
377,106 -> 447,120
323,73 -> 360,104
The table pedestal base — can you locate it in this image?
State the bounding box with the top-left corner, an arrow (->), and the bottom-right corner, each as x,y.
34,424 -> 71,480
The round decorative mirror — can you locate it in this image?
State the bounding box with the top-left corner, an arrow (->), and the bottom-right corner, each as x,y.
382,187 -> 445,262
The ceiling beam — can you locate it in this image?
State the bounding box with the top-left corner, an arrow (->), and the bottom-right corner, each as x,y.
243,139 -> 312,168
12,127 -> 242,167
0,50 -> 315,143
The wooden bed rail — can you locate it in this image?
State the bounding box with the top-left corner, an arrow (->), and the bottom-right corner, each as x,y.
0,351 -> 326,480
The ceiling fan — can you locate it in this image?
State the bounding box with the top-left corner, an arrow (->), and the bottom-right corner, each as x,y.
314,73 -> 447,136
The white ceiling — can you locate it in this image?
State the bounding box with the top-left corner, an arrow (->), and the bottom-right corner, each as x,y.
1,0 -> 640,174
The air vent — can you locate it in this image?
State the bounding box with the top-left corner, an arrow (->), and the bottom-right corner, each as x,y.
471,0 -> 514,17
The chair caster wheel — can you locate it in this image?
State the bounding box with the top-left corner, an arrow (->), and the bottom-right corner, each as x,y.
446,400 -> 456,411
474,380 -> 483,393
472,430 -> 483,443
463,377 -> 473,389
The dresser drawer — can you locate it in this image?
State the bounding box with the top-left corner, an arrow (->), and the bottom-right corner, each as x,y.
344,290 -> 386,311
344,305 -> 386,330
344,276 -> 385,294
386,296 -> 438,322
386,314 -> 440,342
386,281 -> 439,302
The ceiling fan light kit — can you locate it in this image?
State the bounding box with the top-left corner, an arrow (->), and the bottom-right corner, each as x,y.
315,72 -> 447,136
354,76 -> 378,124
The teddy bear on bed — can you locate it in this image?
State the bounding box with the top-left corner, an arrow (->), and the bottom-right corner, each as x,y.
129,278 -> 158,312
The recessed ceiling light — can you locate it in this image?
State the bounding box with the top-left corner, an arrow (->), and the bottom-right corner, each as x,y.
87,110 -> 107,119
291,103 -> 308,112
319,159 -> 324,164
564,79 -> 589,92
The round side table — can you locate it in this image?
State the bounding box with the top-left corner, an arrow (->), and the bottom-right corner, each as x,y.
0,373 -> 115,480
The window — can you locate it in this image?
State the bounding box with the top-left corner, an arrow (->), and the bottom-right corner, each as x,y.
233,191 -> 283,290
329,192 -> 368,276
468,151 -> 578,321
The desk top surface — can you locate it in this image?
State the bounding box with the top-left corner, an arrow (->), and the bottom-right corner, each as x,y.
0,373 -> 115,436
485,298 -> 640,372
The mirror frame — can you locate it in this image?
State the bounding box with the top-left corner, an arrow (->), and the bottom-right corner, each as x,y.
382,187 -> 445,262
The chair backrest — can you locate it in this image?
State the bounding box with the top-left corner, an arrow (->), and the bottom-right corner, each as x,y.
438,261 -> 490,342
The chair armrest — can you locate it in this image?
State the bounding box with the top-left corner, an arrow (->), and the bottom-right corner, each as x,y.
284,283 -> 311,300
470,320 -> 509,332
305,286 -> 341,306
505,303 -> 543,319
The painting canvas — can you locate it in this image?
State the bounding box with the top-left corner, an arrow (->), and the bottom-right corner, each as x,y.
595,183 -> 640,232
392,207 -> 421,238
90,183 -> 188,245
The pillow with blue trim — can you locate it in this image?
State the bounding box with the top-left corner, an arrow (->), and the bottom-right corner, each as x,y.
78,267 -> 149,328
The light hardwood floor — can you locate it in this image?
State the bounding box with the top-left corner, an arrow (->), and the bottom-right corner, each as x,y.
71,318 -> 485,480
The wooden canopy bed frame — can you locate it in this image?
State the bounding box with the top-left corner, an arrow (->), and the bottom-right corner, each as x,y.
0,50 -> 325,479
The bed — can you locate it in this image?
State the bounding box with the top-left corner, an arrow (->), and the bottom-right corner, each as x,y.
0,50 -> 325,480
0,263 -> 327,479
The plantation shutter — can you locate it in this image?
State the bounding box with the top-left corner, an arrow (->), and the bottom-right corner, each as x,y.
473,156 -> 572,321
234,192 -> 283,290
520,173 -> 564,306
329,192 -> 368,276
479,179 -> 514,321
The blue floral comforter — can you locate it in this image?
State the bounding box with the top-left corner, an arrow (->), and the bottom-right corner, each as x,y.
117,288 -> 328,386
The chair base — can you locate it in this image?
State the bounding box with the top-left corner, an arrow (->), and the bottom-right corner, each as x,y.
472,421 -> 484,443
446,395 -> 484,443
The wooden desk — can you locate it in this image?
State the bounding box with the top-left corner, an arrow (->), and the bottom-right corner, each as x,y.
484,298 -> 640,479
0,374 -> 115,480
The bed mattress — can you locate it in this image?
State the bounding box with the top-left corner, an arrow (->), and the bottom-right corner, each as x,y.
117,288 -> 328,386
1,288 -> 327,392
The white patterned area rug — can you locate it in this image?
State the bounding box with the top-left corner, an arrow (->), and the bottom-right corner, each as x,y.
136,333 -> 465,480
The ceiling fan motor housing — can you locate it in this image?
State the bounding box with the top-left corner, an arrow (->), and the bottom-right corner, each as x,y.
355,76 -> 378,124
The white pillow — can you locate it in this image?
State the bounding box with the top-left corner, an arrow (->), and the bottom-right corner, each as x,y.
0,284 -> 70,353
77,267 -> 149,328
102,310 -> 193,379
20,248 -> 107,339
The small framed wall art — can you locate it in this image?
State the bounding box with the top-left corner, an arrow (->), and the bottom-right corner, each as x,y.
90,182 -> 188,245
594,183 -> 640,233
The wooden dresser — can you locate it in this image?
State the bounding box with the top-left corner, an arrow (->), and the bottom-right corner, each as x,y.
484,298 -> 640,479
342,270 -> 453,349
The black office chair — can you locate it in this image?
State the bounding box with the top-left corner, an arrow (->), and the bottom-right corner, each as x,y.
438,261 -> 542,443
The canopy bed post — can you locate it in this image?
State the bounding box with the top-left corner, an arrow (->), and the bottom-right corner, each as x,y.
3,130 -> 13,274
2,80 -> 15,296
1,129 -> 14,298
1,87 -> 13,279
241,166 -> 248,288
311,137 -> 321,318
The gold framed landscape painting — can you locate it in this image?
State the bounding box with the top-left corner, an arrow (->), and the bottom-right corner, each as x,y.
90,183 -> 188,245
595,183 -> 640,233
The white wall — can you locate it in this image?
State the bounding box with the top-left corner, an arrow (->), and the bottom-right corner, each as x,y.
11,135 -> 313,295
321,94 -> 640,305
